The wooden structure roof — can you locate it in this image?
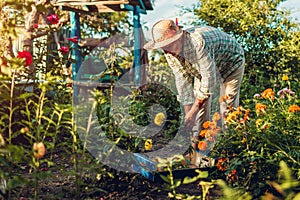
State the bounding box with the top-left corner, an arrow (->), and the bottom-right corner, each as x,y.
51,0 -> 153,13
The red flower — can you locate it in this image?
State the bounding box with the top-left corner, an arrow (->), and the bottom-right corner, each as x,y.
67,36 -> 79,43
0,56 -> 7,66
216,157 -> 227,171
17,51 -> 33,66
59,46 -> 69,55
47,14 -> 59,25
231,169 -> 237,182
34,23 -> 39,29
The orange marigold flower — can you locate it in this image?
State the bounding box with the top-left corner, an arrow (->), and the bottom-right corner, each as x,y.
244,109 -> 250,121
261,88 -> 275,100
202,121 -> 211,129
288,105 -> 300,113
216,157 -> 227,171
199,130 -> 207,137
212,112 -> 221,122
255,103 -> 267,113
198,141 -> 209,151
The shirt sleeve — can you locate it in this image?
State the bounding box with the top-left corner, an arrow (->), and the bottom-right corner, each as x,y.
193,45 -> 217,100
165,54 -> 195,105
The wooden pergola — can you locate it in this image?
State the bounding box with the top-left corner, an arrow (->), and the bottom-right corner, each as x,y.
51,0 -> 153,84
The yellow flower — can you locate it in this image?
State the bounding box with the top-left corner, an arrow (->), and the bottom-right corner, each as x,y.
20,127 -> 29,133
256,119 -> 263,127
212,112 -> 221,122
288,105 -> 300,112
282,75 -> 289,81
144,139 -> 152,151
154,112 -> 165,126
33,142 -> 46,159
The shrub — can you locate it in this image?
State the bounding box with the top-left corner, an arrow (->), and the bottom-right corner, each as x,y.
211,78 -> 300,197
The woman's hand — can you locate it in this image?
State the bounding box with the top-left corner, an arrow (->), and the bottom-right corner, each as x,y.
184,100 -> 202,129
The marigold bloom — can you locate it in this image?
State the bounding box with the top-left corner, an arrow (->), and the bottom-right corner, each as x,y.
199,130 -> 207,137
33,142 -> 46,159
212,112 -> 221,122
216,157 -> 227,171
255,103 -> 267,113
202,121 -> 212,129
261,88 -> 274,100
17,51 -> 33,66
198,140 -> 208,151
282,75 -> 289,81
59,46 -> 69,55
288,105 -> 300,113
154,112 -> 165,126
47,14 -> 59,24
225,110 -> 239,123
244,109 -> 250,121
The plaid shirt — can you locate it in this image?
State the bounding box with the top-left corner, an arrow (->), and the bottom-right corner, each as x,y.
165,26 -> 245,105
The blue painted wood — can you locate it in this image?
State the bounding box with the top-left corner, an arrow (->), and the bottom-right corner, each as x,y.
70,12 -> 82,80
133,5 -> 141,86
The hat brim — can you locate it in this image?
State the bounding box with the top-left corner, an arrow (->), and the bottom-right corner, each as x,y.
143,30 -> 183,50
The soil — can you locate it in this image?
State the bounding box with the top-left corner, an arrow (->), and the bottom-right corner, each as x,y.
4,146 -> 222,200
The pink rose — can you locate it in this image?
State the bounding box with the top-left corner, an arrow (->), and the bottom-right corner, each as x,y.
59,46 -> 69,55
47,14 -> 59,25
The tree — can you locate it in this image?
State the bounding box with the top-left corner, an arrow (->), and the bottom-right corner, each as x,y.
186,0 -> 300,98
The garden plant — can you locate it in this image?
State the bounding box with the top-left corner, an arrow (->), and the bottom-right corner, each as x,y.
0,0 -> 300,199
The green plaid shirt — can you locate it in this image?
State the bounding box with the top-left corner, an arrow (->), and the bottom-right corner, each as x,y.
165,26 -> 245,105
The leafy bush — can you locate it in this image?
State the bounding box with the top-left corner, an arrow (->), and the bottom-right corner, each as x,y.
211,77 -> 300,197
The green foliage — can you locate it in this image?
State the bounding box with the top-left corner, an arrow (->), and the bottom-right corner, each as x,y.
190,0 -> 300,98
211,79 -> 300,197
156,155 -> 208,200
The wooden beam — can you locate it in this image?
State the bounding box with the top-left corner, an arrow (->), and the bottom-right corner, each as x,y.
53,0 -> 129,6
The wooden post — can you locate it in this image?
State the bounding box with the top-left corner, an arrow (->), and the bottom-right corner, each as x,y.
70,12 -> 82,80
133,5 -> 141,86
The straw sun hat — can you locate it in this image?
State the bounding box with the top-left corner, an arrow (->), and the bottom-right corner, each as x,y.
143,19 -> 183,50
